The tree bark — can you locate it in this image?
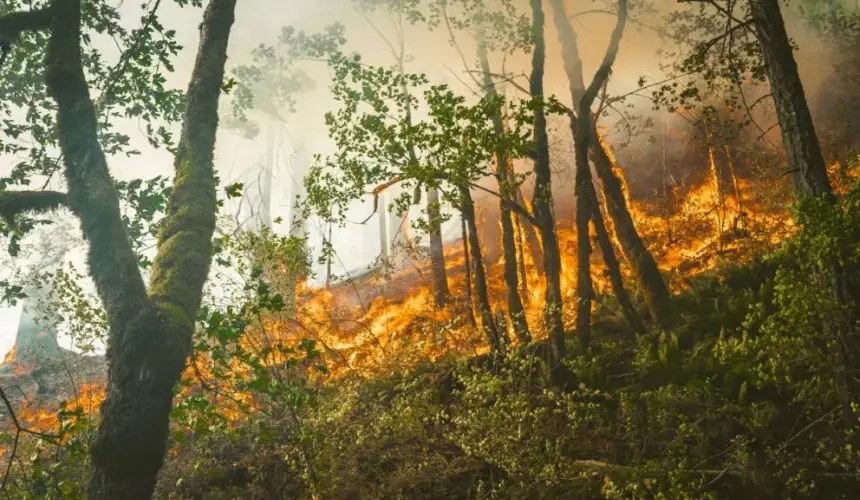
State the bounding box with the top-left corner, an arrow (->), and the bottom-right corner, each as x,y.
477,28 -> 530,344
460,186 -> 502,352
41,0 -> 237,496
549,0 -> 671,327
427,187 -> 450,307
529,0 -> 566,363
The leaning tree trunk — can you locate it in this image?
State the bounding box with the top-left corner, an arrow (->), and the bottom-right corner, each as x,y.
529,0 -> 566,364
460,186 -> 503,352
477,28 -> 530,344
41,0 -> 237,496
749,0 -> 833,198
549,0 -> 671,327
427,187 -> 451,307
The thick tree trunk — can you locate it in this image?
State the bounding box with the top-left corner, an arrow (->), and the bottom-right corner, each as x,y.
549,0 -> 671,327
460,186 -> 502,352
427,187 -> 450,307
43,0 -> 237,497
477,30 -> 530,343
461,214 -> 477,328
529,0 -> 566,364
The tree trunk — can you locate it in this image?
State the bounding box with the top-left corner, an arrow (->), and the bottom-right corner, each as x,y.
460,186 -> 502,352
461,214 -> 477,328
427,187 -> 450,307
529,0 -> 566,364
749,0 -> 833,198
512,209 -> 530,303
724,145 -> 745,231
477,29 -> 530,344
43,0 -> 237,496
517,186 -> 545,272
574,144 -> 594,350
549,0 -> 672,327
589,188 -> 645,334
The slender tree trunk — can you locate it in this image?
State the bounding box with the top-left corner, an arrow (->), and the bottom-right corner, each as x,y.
724,145 -> 745,231
517,186 -> 544,272
705,134 -> 726,251
574,142 -> 594,350
43,0 -> 237,496
512,209 -> 530,303
461,214 -> 477,328
427,187 -> 450,307
477,29 -> 530,343
589,192 -> 645,334
529,0 -> 566,363
549,0 -> 671,327
460,186 -> 502,352
569,0 -> 629,349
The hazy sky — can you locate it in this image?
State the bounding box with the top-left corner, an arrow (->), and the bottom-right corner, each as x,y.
0,0 -> 839,357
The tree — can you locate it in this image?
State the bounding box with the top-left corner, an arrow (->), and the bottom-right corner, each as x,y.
0,0 -> 237,496
527,0 -> 566,363
476,26 -> 530,344
549,0 -> 669,328
305,51 -> 535,352
571,0 -> 631,348
354,0 -> 451,307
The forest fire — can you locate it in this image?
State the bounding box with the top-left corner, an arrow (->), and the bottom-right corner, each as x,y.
241,152 -> 807,380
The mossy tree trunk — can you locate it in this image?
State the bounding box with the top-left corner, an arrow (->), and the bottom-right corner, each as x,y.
0,0 -> 243,497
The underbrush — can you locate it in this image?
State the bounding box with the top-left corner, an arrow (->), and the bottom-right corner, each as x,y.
150,181 -> 860,499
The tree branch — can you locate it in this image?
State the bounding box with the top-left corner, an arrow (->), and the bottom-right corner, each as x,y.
0,190 -> 67,222
147,0 -> 237,323
580,0 -> 629,112
0,8 -> 52,40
